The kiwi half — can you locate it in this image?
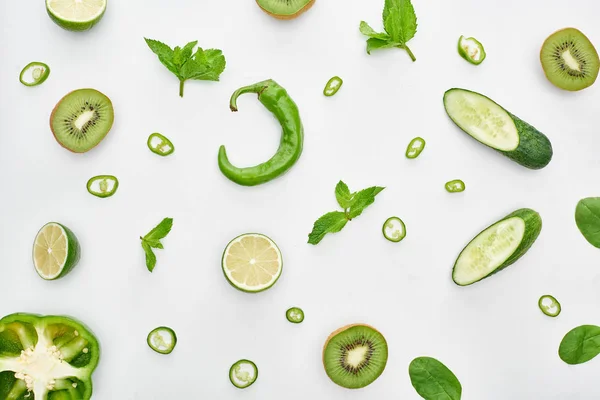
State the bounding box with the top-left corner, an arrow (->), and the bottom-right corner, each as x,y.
50,88 -> 114,153
322,324 -> 388,389
540,28 -> 600,91
256,0 -> 315,20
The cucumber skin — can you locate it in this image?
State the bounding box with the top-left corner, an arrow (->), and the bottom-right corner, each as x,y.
452,208 -> 542,286
444,89 -> 553,170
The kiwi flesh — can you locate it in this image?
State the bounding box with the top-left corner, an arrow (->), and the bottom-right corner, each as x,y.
540,28 -> 600,91
256,0 -> 315,20
322,324 -> 388,389
50,89 -> 114,153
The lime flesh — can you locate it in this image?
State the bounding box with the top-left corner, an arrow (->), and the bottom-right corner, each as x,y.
33,222 -> 80,280
46,0 -> 107,31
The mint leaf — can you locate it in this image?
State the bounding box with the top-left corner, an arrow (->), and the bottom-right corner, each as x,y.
142,242 -> 157,272
348,187 -> 385,219
141,217 -> 173,272
359,21 -> 389,40
308,212 -> 348,245
144,38 -> 174,60
144,218 -> 173,242
335,181 -> 353,209
366,37 -> 395,54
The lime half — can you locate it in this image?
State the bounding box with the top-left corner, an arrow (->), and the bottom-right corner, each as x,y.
222,233 -> 283,293
33,222 -> 81,280
46,0 -> 107,31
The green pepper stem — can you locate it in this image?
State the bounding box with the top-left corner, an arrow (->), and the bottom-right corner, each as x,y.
179,80 -> 185,97
403,45 -> 416,62
230,81 -> 270,112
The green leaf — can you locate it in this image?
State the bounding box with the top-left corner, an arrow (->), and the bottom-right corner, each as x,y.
384,0 -> 417,43
559,325 -> 600,365
144,218 -> 173,242
383,0 -> 402,21
366,37 -> 395,54
142,242 -> 157,272
359,21 -> 389,40
409,357 -> 462,400
575,198 -> 600,248
348,186 -> 385,219
144,38 -> 174,60
181,40 -> 198,62
335,181 -> 353,209
143,239 -> 164,249
307,212 -> 348,245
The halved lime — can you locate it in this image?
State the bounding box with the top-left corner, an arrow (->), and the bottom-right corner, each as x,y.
222,233 -> 283,293
46,0 -> 107,31
33,222 -> 81,280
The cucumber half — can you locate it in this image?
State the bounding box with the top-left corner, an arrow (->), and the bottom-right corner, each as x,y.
453,208 -> 542,286
443,89 -> 553,170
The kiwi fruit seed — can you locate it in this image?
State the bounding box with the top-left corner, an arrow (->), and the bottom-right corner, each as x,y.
50,88 -> 114,153
256,0 -> 315,20
322,324 -> 388,389
540,28 -> 600,91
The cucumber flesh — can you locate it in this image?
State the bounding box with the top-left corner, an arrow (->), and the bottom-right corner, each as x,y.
444,89 -> 518,151
452,209 -> 542,286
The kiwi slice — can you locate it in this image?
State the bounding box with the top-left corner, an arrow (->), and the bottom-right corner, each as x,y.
540,28 -> 600,91
50,88 -> 114,153
322,324 -> 388,389
256,0 -> 315,20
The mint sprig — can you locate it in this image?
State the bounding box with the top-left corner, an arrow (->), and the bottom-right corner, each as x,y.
141,218 -> 173,272
308,181 -> 385,245
359,0 -> 418,61
144,38 -> 226,97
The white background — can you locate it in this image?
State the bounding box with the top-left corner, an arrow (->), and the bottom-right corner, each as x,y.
1,0 -> 600,398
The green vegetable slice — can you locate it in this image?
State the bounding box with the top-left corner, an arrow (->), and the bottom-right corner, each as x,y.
382,217 -> 406,242
147,133 -> 175,156
409,357 -> 462,400
575,197 -> 600,248
323,76 -> 343,96
86,175 -> 119,198
19,62 -> 50,86
0,313 -> 99,400
559,325 -> 600,365
147,327 -> 177,354
229,359 -> 258,389
452,208 -> 542,286
445,179 -> 465,193
286,307 -> 304,323
458,35 -> 486,65
538,295 -> 561,317
406,137 -> 426,159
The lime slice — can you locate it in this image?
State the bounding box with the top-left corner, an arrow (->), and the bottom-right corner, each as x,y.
222,233 -> 283,293
46,0 -> 107,31
33,222 -> 81,280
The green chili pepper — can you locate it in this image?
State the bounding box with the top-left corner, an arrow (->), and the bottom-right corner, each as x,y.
458,35 -> 486,65
382,217 -> 406,242
86,175 -> 119,198
323,76 -> 343,97
229,359 -> 258,389
286,307 -> 305,323
406,137 -> 426,159
0,313 -> 100,400
147,326 -> 177,354
147,133 -> 175,156
445,179 -> 466,193
19,62 -> 50,86
218,80 -> 304,186
538,295 -> 561,317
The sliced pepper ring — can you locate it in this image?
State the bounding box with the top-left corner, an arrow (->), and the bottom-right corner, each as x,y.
229,359 -> 258,389
286,307 -> 305,323
147,326 -> 177,354
147,133 -> 175,156
538,295 -> 561,317
323,76 -> 343,97
19,62 -> 50,86
445,179 -> 466,193
86,175 -> 119,198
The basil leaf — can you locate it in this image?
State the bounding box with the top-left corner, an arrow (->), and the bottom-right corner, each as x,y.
409,357 -> 462,400
559,325 -> 600,365
575,197 -> 600,248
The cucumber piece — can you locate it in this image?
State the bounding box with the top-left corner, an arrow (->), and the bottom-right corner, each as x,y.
452,208 -> 542,286
443,88 -> 553,169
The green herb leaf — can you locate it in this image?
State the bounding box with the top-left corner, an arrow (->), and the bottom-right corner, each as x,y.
335,181 -> 353,209
409,357 -> 462,400
144,38 -> 225,97
141,218 -> 173,272
366,38 -> 395,54
359,21 -> 389,40
575,197 -> 600,248
348,186 -> 385,219
559,325 -> 600,365
308,212 -> 348,245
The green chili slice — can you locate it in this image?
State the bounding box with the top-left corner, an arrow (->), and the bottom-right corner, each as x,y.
323,76 -> 343,97
147,326 -> 177,354
538,295 -> 561,317
147,133 -> 175,156
458,35 -> 486,65
382,217 -> 406,242
19,62 -> 50,86
406,137 -> 426,159
286,307 -> 305,323
86,175 -> 119,198
445,179 -> 465,193
229,359 -> 258,389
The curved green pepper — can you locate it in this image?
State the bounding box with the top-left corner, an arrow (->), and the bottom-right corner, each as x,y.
0,313 -> 100,400
218,80 -> 304,186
